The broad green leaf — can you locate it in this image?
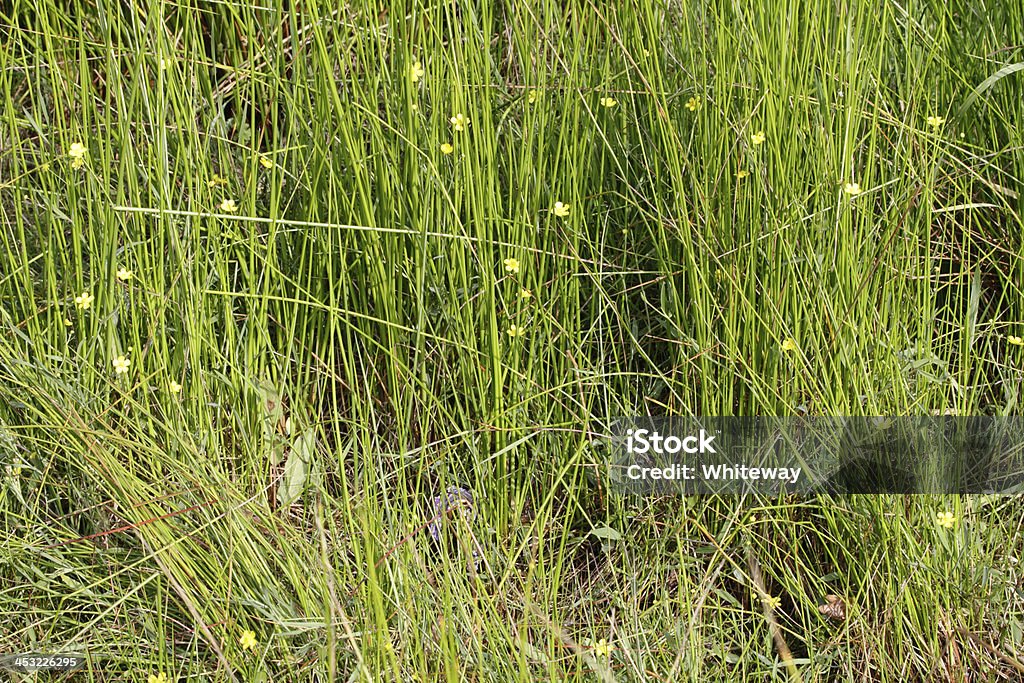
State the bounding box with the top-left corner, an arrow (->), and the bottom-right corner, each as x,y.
278,447 -> 307,509
292,428 -> 316,463
277,428 -> 318,508
268,441 -> 286,468
259,379 -> 284,435
589,525 -> 622,542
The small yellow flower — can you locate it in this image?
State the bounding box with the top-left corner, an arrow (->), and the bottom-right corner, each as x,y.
258,155 -> 274,169
168,379 -> 182,394
781,338 -> 798,352
410,60 -> 425,83
926,115 -> 945,129
553,201 -> 570,217
239,629 -> 258,651
685,96 -> 700,111
843,182 -> 863,196
1008,335 -> 1024,346
63,317 -> 73,327
68,143 -> 87,169
207,174 -> 228,188
519,288 -> 532,300
113,355 -> 131,374
762,594 -> 782,609
528,89 -> 540,104
74,292 -> 94,310
599,96 -> 617,108
69,142 -> 87,169
737,169 -> 749,179
751,130 -> 766,145
507,324 -> 526,338
503,257 -> 520,274
450,113 -> 469,132
116,267 -> 133,281
936,510 -> 956,529
593,638 -> 613,658
219,198 -> 238,213
440,142 -> 454,155
148,674 -> 168,683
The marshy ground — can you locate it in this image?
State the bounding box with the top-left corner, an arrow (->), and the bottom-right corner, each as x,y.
2,1 -> 1024,680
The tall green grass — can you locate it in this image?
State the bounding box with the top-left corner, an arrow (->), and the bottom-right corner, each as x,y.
2,0 -> 1023,680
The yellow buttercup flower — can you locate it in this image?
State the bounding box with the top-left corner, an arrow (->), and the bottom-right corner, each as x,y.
116,267 -> 133,281
74,292 -> 94,310
936,510 -> 956,529
148,674 -> 168,683
528,89 -> 539,104
599,96 -> 617,108
450,113 -> 469,132
593,638 -> 613,658
440,142 -> 454,155
843,182 -> 863,196
553,201 -> 570,217
926,115 -> 945,128
63,317 -> 73,327
219,198 -> 238,213
113,355 -> 131,374
503,257 -> 520,274
762,594 -> 782,609
519,289 -> 532,300
258,155 -> 274,169
168,379 -> 182,394
737,169 -> 749,179
507,324 -> 526,338
69,142 -> 87,169
410,60 -> 425,83
751,130 -> 766,145
781,338 -> 798,352
685,96 -> 700,111
207,174 -> 228,188
1008,335 -> 1024,346
239,629 -> 258,651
